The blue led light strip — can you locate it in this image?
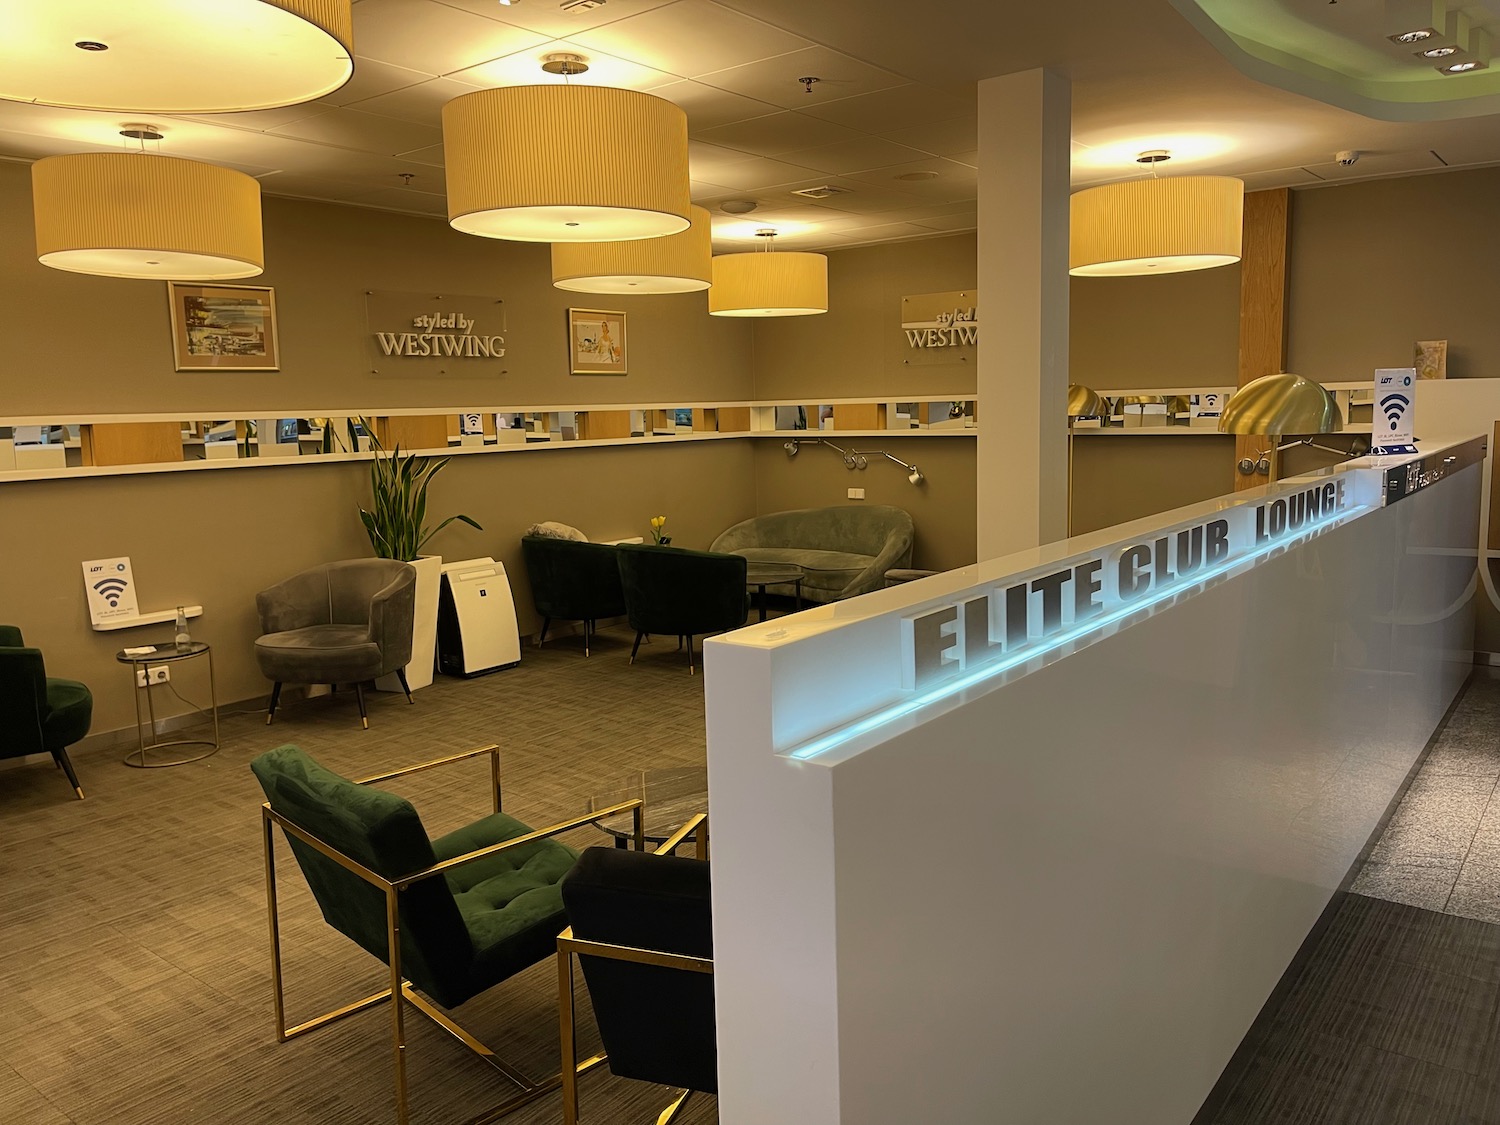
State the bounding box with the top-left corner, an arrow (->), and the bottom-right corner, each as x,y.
784,504 -> 1372,762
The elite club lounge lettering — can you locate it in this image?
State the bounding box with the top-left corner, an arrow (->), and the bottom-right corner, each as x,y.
903,478 -> 1349,690
374,312 -> 505,359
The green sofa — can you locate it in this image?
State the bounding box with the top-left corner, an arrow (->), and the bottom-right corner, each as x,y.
709,505 -> 915,603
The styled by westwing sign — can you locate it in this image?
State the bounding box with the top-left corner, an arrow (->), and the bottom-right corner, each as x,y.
902,289 -> 978,350
902,478 -> 1352,690
374,311 -> 505,359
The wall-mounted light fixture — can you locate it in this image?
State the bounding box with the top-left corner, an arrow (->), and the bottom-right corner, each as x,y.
783,438 -> 924,484
1219,372 -> 1352,475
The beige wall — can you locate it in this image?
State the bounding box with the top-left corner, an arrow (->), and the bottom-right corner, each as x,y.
0,159 -> 753,416
4,441 -> 756,737
1070,433 -> 1236,536
1288,167 -> 1500,381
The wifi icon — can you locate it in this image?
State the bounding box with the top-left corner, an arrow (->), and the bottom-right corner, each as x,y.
93,577 -> 129,607
1379,392 -> 1409,432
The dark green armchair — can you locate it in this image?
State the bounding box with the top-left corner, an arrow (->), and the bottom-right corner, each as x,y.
520,535 -> 627,655
0,625 -> 92,799
616,544 -> 748,674
252,743 -> 641,1124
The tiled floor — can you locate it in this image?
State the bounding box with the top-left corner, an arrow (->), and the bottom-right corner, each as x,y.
1352,667 -> 1500,923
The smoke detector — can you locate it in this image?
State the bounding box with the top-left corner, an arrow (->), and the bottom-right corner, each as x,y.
791,184 -> 851,199
720,200 -> 759,215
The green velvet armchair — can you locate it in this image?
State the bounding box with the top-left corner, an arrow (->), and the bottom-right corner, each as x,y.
615,543 -> 748,674
520,535 -> 627,656
0,624 -> 92,799
252,743 -> 641,1125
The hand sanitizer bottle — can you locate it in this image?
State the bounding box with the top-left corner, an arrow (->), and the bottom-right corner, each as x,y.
175,606 -> 191,650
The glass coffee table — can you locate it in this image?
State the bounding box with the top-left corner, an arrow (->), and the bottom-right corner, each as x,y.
115,641 -> 219,767
745,563 -> 804,622
587,766 -> 707,851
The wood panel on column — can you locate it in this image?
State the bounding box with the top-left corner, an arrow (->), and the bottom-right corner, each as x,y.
976,69 -> 1071,557
1235,188 -> 1290,492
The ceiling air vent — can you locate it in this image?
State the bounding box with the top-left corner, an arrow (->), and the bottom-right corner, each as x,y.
791,185 -> 851,199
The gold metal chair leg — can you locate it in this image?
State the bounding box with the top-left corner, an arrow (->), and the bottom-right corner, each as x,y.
657,1089 -> 694,1125
387,888 -> 410,1125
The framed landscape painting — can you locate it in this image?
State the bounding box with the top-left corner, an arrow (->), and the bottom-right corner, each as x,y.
169,283 -> 280,371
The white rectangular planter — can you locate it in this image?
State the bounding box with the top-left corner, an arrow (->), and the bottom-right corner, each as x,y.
377,554 -> 440,693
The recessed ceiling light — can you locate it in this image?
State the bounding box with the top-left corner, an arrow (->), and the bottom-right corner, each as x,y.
119,124 -> 164,141
1438,59 -> 1485,73
1419,45 -> 1458,58
895,170 -> 939,181
1389,28 -> 1435,44
720,199 -> 758,214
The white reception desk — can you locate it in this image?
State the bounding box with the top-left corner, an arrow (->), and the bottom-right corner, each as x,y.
704,433 -> 1484,1125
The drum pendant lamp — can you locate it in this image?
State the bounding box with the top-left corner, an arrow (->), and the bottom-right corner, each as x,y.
1070,168 -> 1244,277
709,230 -> 828,317
444,83 -> 692,243
552,206 -> 712,293
32,152 -> 264,280
0,0 -> 354,112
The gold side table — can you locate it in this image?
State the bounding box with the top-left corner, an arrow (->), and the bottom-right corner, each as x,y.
115,642 -> 220,767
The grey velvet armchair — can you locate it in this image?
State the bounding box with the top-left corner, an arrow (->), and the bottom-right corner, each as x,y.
254,559 -> 416,729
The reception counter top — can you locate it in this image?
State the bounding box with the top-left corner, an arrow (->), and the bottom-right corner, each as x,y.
705,433 -> 1484,1125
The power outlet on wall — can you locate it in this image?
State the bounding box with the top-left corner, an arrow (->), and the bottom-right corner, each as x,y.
135,667 -> 170,688
848,487 -> 865,500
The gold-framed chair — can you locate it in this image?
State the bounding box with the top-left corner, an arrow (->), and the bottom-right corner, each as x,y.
254,743 -> 641,1125
558,816 -> 713,1125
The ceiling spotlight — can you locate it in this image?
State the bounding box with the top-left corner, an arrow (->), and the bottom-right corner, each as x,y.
1439,59 -> 1485,73
1389,28 -> 1435,43
1420,44 -> 1458,57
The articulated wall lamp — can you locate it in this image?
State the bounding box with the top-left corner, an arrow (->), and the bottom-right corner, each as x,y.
1219,372 -> 1353,475
783,438 -> 924,484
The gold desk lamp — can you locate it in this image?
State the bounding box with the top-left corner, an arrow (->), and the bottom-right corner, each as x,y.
1218,372 -> 1363,476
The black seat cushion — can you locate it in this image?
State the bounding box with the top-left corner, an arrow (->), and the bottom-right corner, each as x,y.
562,846 -> 716,1093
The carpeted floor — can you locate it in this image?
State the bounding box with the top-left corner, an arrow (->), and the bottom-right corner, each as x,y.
0,624 -> 717,1125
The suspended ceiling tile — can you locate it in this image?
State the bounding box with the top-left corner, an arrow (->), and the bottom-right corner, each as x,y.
570,0 -> 812,78
1300,150 -> 1447,180
844,158 -> 977,203
825,220 -> 939,245
912,211 -> 978,232
168,105 -> 330,132
690,154 -> 826,191
259,172 -> 370,202
772,175 -> 925,213
347,186 -> 451,217
948,151 -> 978,168
434,0 -> 678,40
1237,167 -> 1326,191
343,76 -> 483,125
451,38 -> 678,90
316,58 -> 437,108
352,0 -> 549,74
397,143 -> 446,168
268,108 -> 444,156
696,45 -> 907,110
803,83 -> 974,132
657,80 -> 784,131
878,115 -> 978,158
779,137 -> 937,176
693,111 -> 861,157
688,138 -> 778,179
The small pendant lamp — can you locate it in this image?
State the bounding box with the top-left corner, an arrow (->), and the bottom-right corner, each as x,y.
32,152 -> 264,280
1070,152 -> 1243,277
551,206 -> 712,293
0,0 -> 353,112
708,229 -> 828,317
444,72 -> 691,244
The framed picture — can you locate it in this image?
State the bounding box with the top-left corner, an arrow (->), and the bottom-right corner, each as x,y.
568,307 -> 627,375
168,282 -> 280,371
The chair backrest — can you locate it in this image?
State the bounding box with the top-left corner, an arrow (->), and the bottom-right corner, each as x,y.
250,745 -> 474,1006
520,536 -> 627,621
562,846 -> 716,1093
711,504 -> 914,559
0,626 -> 47,760
616,544 -> 747,638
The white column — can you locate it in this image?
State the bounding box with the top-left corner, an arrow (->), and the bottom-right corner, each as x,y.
976,69 -> 1071,558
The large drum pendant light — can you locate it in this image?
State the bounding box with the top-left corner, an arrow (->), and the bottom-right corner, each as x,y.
0,0 -> 353,112
709,230 -> 828,317
32,153 -> 264,280
551,206 -> 712,293
1070,173 -> 1243,277
444,84 -> 691,243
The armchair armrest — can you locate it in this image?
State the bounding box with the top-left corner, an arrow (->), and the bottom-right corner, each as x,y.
840,527 -> 915,599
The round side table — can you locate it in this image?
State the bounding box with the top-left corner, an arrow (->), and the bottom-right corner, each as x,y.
115,642 -> 220,767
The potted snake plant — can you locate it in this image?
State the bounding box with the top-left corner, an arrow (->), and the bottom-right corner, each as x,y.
359,433 -> 482,691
